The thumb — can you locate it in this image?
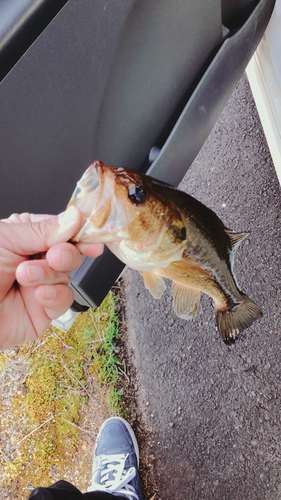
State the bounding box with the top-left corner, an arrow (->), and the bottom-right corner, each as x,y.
1,206 -> 82,256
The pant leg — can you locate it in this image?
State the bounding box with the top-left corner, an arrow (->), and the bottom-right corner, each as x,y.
28,480 -> 125,500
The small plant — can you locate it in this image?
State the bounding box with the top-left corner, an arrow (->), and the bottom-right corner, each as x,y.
107,388 -> 124,412
96,323 -> 121,385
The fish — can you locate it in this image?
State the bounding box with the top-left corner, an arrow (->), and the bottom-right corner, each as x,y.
67,159 -> 262,342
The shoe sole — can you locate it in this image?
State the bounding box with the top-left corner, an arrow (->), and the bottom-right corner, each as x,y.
96,416 -> 140,467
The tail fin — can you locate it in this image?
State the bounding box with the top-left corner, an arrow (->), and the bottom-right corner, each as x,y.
216,295 -> 262,342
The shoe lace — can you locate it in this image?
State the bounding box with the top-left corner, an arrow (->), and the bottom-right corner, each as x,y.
88,453 -> 139,500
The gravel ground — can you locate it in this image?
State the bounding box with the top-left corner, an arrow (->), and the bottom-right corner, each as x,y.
123,75 -> 281,500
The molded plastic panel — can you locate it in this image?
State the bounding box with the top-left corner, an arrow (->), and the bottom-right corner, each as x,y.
0,0 -> 222,218
0,0 -> 275,309
147,0 -> 276,186
246,0 -> 281,184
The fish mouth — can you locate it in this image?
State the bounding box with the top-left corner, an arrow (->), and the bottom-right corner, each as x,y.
68,160 -> 112,217
69,160 -> 129,243
82,162 -> 100,194
72,160 -> 102,211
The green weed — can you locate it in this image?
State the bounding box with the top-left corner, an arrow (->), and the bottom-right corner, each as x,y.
107,388 -> 124,412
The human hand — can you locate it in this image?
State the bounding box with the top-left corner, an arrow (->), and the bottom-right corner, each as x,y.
0,206 -> 104,350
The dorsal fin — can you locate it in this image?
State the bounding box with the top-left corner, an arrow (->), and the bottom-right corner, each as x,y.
173,283 -> 200,320
141,271 -> 166,299
225,229 -> 249,251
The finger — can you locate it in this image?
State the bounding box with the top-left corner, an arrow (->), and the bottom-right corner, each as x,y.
76,242 -> 104,258
0,205 -> 82,256
0,247 -> 27,302
16,260 -> 71,287
23,213 -> 56,223
2,213 -> 54,224
46,242 -> 83,272
35,284 -> 75,320
1,213 -> 21,223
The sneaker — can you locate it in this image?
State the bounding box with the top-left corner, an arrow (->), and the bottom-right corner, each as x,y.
88,417 -> 143,500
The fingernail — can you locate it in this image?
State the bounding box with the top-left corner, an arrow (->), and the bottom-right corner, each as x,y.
41,285 -> 57,300
58,206 -> 77,227
27,264 -> 44,282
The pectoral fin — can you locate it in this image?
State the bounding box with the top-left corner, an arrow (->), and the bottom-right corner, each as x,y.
173,283 -> 200,320
141,271 -> 166,299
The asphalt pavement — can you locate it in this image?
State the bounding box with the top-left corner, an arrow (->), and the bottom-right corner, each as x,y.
123,75 -> 281,500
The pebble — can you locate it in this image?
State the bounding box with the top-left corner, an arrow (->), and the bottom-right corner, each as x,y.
169,422 -> 175,428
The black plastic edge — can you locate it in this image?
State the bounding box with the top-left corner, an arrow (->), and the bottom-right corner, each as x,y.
70,301 -> 89,313
0,0 -> 69,82
70,247 -> 125,309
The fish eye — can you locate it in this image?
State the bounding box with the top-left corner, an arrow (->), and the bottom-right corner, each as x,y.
128,184 -> 146,205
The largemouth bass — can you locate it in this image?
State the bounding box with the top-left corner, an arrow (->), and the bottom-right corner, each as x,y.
68,160 -> 262,342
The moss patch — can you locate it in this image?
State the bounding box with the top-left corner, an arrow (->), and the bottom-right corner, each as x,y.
0,292 -> 122,497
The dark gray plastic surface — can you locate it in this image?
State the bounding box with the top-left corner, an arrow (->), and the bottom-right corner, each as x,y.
0,0 -> 275,308
0,0 -> 222,218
